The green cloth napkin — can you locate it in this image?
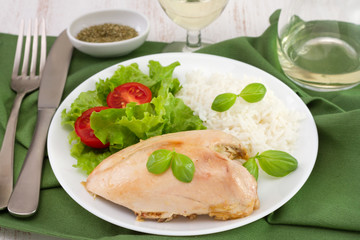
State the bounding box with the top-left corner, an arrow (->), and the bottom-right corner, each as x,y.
0,10 -> 359,239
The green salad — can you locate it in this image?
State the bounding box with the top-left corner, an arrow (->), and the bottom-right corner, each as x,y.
61,60 -> 206,174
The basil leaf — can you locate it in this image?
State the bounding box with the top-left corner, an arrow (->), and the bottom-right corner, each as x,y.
257,150 -> 298,177
171,152 -> 195,183
211,93 -> 237,112
242,157 -> 259,180
239,83 -> 266,103
146,149 -> 173,174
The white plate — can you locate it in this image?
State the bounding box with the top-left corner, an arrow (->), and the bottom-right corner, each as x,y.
48,53 -> 318,236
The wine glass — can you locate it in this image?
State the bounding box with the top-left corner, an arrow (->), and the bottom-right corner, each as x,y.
158,0 -> 229,52
277,0 -> 360,91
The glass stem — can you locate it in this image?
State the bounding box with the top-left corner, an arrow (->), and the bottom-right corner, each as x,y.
186,30 -> 202,50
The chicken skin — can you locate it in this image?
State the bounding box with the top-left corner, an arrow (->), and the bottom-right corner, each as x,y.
85,130 -> 259,221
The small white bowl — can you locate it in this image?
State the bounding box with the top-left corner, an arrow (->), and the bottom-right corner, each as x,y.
67,9 -> 150,58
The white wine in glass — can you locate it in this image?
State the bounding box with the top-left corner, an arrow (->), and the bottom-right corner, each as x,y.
158,0 -> 229,52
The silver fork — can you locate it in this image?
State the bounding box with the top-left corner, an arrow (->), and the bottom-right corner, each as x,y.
0,19 -> 46,210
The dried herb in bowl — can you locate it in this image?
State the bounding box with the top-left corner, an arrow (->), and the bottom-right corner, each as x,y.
76,23 -> 138,43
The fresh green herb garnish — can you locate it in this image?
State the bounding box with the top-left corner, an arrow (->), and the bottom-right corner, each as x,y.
211,93 -> 237,112
242,157 -> 259,180
171,152 -> 195,183
146,149 -> 173,174
211,83 -> 266,112
239,83 -> 267,103
147,149 -> 195,183
257,150 -> 298,177
243,150 -> 298,180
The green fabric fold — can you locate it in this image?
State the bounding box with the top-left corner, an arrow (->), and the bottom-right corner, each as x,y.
0,10 -> 359,239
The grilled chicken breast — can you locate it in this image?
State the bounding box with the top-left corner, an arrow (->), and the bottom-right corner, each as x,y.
85,130 -> 259,221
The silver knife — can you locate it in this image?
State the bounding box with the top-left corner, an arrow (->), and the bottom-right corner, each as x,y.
7,30 -> 73,217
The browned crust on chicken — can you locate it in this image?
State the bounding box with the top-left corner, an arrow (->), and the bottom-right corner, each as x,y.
209,198 -> 260,220
214,143 -> 249,160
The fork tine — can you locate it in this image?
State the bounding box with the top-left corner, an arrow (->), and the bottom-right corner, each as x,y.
29,18 -> 39,79
21,20 -> 32,77
39,18 -> 46,77
11,19 -> 25,79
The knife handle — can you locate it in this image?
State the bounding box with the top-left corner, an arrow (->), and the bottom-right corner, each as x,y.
7,108 -> 56,217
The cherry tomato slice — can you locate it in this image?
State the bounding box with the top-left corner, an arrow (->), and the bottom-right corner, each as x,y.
107,82 -> 152,108
74,106 -> 110,149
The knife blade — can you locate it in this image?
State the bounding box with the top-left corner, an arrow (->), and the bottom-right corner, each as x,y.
7,30 -> 73,217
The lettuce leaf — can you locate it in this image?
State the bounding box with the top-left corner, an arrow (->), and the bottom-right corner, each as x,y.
91,103 -> 164,143
61,90 -> 103,127
61,60 -> 205,174
148,60 -> 181,97
151,92 -> 205,133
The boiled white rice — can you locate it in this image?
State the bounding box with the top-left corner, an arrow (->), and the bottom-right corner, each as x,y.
176,70 -> 303,157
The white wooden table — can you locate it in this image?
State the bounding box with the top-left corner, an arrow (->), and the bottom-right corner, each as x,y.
0,0 -> 288,239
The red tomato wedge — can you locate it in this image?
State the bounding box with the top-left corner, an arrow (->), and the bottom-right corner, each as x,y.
107,82 -> 152,108
74,106 -> 110,149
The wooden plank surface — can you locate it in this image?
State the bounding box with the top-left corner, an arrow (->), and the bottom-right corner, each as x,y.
0,0 -> 288,239
1,0 -> 288,40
